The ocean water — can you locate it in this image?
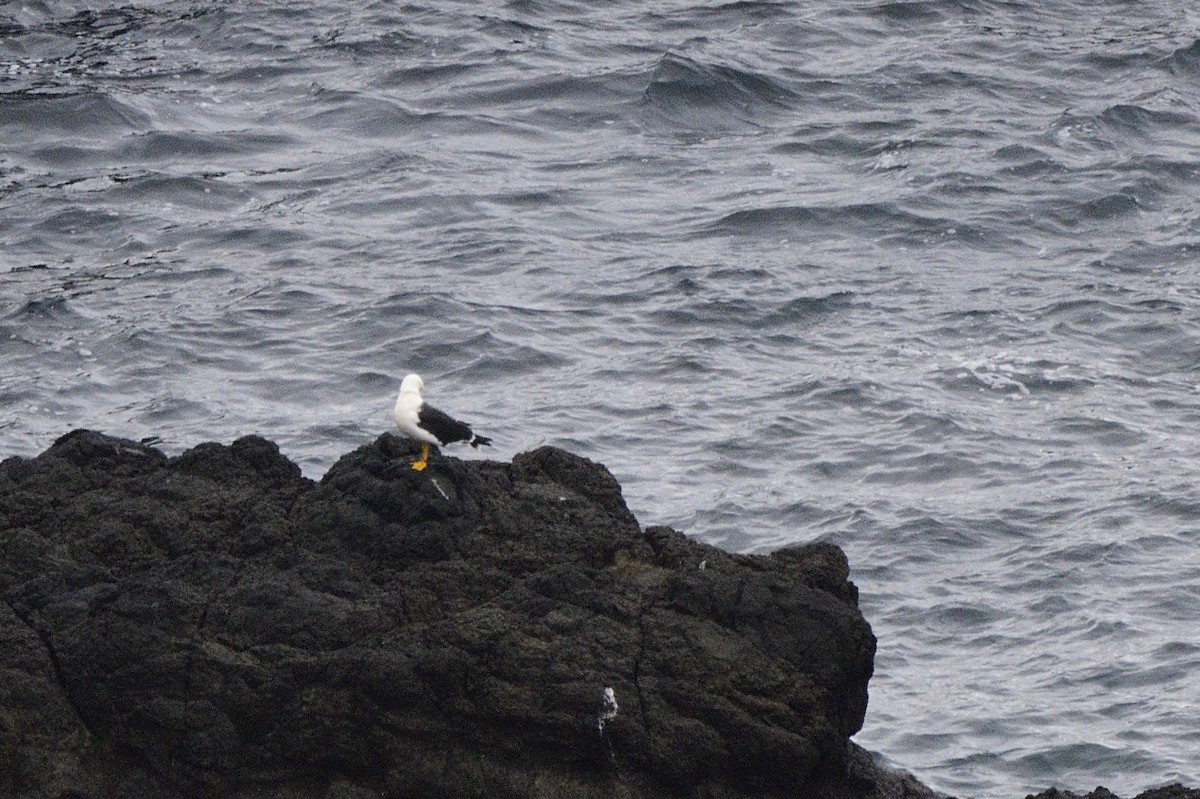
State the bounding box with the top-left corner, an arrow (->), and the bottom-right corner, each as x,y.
3,1 -> 1200,796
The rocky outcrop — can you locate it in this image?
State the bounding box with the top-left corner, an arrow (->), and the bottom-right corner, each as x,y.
7,430 -> 1187,799
0,429 -> 889,799
1026,788 -> 1200,799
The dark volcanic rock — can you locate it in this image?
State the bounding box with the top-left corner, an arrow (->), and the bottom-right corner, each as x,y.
1025,787 -> 1200,799
1,429 -> 880,798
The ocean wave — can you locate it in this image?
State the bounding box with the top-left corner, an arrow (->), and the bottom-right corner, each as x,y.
640,48 -> 797,136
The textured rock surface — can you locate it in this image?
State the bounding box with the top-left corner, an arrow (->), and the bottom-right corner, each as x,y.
1024,787 -> 1200,799
4,430 -> 1188,799
0,430 -> 884,799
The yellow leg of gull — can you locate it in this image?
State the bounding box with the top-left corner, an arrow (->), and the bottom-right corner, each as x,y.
411,442 -> 430,471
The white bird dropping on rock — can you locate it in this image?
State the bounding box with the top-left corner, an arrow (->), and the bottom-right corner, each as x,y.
598,686 -> 618,733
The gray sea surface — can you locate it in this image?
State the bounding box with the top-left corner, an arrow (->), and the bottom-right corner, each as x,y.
4,2 -> 1200,796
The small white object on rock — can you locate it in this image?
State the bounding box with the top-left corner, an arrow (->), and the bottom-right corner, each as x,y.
597,686 -> 618,733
